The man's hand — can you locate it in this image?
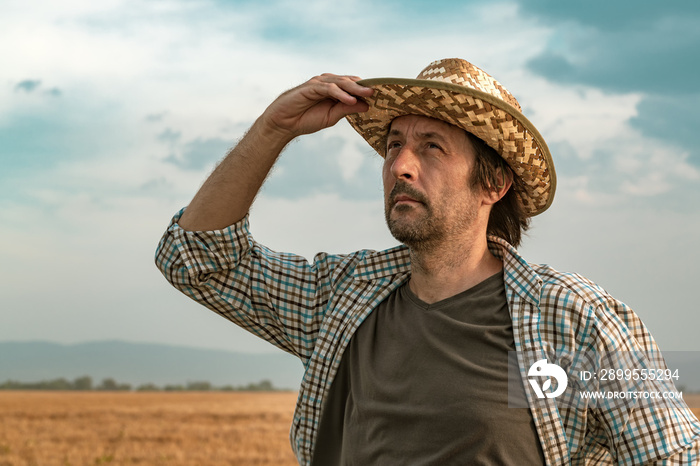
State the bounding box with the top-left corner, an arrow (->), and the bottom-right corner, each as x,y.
177,73 -> 372,232
260,74 -> 373,142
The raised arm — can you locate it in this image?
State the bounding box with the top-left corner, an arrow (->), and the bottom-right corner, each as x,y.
178,74 -> 373,231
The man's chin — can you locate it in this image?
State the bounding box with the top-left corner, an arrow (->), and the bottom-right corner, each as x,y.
387,218 -> 431,245
388,204 -> 425,224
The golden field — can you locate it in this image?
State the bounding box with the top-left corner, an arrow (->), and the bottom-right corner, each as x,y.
688,393 -> 700,420
1,391 -> 698,466
0,391 -> 299,466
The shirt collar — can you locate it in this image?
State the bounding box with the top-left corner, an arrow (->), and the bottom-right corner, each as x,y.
353,245 -> 412,281
487,235 -> 542,307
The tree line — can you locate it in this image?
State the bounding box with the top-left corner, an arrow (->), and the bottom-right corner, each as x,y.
0,376 -> 278,391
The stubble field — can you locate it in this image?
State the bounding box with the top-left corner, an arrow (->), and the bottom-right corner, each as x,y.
0,391 -> 299,466
1,391 -> 699,465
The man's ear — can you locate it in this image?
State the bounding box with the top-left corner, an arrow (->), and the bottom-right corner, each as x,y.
484,167 -> 512,206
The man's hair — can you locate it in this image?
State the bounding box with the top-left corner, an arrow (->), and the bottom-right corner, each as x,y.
466,132 -> 530,248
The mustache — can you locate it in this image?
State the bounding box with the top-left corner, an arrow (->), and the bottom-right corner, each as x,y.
388,182 -> 429,206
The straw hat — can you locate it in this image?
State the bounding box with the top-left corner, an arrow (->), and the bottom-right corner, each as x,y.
346,58 -> 556,216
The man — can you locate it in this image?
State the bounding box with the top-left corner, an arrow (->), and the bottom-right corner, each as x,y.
156,58 -> 700,464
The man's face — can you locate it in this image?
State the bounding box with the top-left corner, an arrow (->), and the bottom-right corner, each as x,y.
382,115 -> 483,248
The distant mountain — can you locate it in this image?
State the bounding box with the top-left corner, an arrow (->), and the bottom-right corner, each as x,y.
0,341 -> 304,389
2,341 -> 698,394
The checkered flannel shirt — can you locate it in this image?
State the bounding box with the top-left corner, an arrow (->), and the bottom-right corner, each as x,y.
156,209 -> 700,465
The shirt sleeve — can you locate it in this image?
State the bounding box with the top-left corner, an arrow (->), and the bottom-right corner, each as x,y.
154,208 -> 347,364
652,438 -> 700,465
587,297 -> 700,465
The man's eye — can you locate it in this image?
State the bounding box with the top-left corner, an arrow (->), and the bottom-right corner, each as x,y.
387,141 -> 401,150
427,142 -> 441,150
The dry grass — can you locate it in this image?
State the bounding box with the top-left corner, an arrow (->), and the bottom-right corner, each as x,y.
1,391 -> 698,466
684,393 -> 700,421
0,391 -> 299,466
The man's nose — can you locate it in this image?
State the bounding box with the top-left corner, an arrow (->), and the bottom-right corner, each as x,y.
390,146 -> 419,181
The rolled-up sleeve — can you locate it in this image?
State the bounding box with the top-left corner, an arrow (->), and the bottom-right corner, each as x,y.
155,208 -> 343,363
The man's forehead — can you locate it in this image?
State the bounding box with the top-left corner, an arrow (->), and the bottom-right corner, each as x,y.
388,114 -> 467,139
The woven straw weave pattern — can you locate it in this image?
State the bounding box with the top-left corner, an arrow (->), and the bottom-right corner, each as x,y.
417,59 -> 521,111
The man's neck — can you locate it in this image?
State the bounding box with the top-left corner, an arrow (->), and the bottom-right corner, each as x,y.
407,234 -> 502,304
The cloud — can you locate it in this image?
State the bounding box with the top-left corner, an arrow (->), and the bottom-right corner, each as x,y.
519,0 -> 700,31
260,125 -> 383,201
13,80 -> 62,97
629,95 -> 700,166
525,26 -> 700,95
157,124 -> 384,201
0,112 -> 70,180
246,0 -> 477,51
14,79 -> 42,93
157,128 -> 181,144
145,112 -> 167,122
165,137 -> 231,171
0,88 -> 132,190
520,3 -> 700,95
516,0 -> 700,174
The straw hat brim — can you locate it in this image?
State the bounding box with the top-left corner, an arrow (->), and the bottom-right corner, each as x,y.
346,77 -> 556,216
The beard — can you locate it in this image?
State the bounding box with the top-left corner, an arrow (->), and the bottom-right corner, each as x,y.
385,182 -> 443,247
384,181 -> 478,249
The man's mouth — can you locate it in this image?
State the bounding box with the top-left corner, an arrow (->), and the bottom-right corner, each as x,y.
393,194 -> 420,205
389,184 -> 427,209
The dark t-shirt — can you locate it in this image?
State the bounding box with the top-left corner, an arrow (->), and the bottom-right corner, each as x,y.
311,273 -> 545,465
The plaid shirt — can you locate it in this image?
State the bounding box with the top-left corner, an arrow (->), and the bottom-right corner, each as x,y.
156,209 -> 700,465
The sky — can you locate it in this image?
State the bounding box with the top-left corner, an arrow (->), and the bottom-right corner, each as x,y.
1,0 -> 699,357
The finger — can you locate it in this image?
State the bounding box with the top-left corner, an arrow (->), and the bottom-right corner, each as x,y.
326,99 -> 370,125
302,81 -> 356,107
323,74 -> 363,83
326,83 -> 361,106
330,75 -> 374,98
314,74 -> 374,100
